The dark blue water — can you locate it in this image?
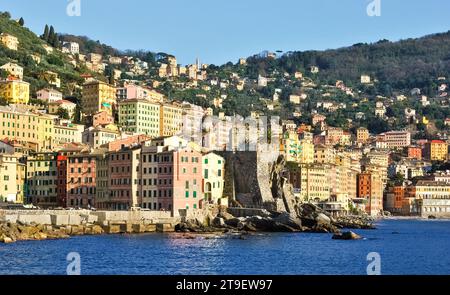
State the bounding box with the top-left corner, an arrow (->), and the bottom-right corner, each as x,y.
1,219 -> 450,275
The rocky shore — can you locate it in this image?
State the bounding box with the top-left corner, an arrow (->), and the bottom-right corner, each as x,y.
175,203 -> 375,235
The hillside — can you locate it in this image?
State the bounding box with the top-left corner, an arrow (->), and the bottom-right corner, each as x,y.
0,12 -> 104,101
243,31 -> 450,97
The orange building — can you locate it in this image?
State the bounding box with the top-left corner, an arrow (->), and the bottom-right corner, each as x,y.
406,146 -> 422,160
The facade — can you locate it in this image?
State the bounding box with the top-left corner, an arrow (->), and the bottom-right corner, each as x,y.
413,181 -> 450,218
48,100 -> 77,118
377,131 -> 411,149
202,153 -> 225,204
82,80 -> 117,116
82,125 -> 120,149
108,147 -> 141,210
0,79 -> 30,104
66,152 -> 98,208
0,153 -> 24,203
357,167 -> 383,216
406,146 -> 422,160
356,127 -> 369,144
54,123 -> 84,146
118,99 -> 161,137
423,140 -> 448,161
300,163 -> 331,202
385,185 -> 405,214
157,148 -> 203,215
160,103 -> 183,137
95,152 -> 109,209
0,105 -> 54,151
62,41 -> 79,55
93,111 -> 114,127
36,88 -> 63,103
0,62 -> 23,79
26,152 -> 58,207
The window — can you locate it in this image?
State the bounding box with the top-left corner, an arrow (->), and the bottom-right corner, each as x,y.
185,191 -> 189,198
185,181 -> 189,189
204,158 -> 208,164
204,169 -> 209,179
193,191 -> 197,198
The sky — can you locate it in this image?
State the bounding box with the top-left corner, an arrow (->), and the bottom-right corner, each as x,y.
1,0 -> 450,65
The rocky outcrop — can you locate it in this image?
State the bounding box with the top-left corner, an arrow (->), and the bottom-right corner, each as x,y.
332,231 -> 363,240
334,215 -> 376,229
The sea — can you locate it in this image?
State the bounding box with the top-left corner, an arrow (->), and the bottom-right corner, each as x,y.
1,219 -> 449,275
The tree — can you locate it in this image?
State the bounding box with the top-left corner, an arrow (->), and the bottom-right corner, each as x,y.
42,25 -> 49,41
18,17 -> 24,26
57,107 -> 70,120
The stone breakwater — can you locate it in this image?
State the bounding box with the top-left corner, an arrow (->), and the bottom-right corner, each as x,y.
0,209 -> 179,244
0,206 -> 376,244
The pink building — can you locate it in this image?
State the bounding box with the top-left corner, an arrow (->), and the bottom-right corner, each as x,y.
66,153 -> 98,208
156,148 -> 203,216
107,146 -> 141,210
93,111 -> 114,127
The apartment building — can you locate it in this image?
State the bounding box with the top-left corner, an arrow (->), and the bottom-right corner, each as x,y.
26,152 -> 58,207
0,79 -> 30,104
82,80 -> 116,116
118,98 -> 161,137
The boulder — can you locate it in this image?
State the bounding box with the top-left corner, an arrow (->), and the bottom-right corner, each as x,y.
91,225 -> 104,235
273,212 -> 302,230
316,213 -> 331,225
332,231 -> 362,240
219,211 -> 235,221
1,236 -> 14,244
212,217 -> 225,227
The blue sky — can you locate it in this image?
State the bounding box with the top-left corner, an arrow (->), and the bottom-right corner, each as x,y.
1,0 -> 450,65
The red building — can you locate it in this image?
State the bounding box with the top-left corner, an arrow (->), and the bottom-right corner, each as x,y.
66,152 -> 98,208
56,154 -> 68,207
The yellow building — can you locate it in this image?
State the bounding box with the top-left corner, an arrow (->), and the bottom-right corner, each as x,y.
357,127 -> 369,144
0,80 -> 30,104
424,140 -> 448,161
300,163 -> 331,202
0,105 -> 54,151
26,152 -> 58,207
118,99 -> 161,137
0,33 -> 19,51
160,103 -> 183,137
82,80 -> 117,116
0,153 -> 25,203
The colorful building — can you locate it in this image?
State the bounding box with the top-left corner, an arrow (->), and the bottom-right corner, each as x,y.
423,140 -> 448,161
66,152 -> 99,208
118,98 -> 161,137
0,79 -> 30,104
25,152 -> 58,207
82,80 -> 116,116
160,103 -> 183,137
0,105 -> 54,151
202,153 -> 225,205
36,88 -> 63,103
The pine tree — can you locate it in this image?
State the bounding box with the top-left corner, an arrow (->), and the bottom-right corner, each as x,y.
42,25 -> 49,41
48,26 -> 55,43
18,17 -> 24,26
